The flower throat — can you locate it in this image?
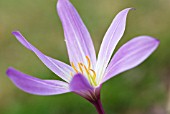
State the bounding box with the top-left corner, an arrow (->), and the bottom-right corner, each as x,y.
71,56 -> 97,86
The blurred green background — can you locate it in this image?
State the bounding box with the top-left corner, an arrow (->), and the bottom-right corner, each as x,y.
0,0 -> 169,114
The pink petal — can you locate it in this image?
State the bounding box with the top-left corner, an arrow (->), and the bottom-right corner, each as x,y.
103,36 -> 159,83
7,67 -> 70,95
69,73 -> 101,102
57,0 -> 96,68
95,8 -> 134,84
12,31 -> 73,82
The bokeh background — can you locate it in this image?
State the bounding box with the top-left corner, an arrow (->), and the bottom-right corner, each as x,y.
0,0 -> 169,114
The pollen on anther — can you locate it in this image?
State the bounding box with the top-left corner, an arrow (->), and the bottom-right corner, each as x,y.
86,56 -> 91,69
89,69 -> 96,79
78,63 -> 84,74
71,62 -> 78,73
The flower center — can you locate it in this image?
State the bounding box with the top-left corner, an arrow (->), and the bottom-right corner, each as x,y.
71,56 -> 97,86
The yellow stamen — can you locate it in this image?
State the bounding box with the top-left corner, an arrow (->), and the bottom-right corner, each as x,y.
86,56 -> 91,69
78,63 -> 84,74
71,62 -> 78,73
70,56 -> 97,87
83,65 -> 90,75
89,69 -> 96,80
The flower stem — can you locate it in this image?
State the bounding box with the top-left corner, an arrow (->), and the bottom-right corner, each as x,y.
92,99 -> 105,114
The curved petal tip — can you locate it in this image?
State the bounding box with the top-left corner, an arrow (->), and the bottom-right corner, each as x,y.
6,67 -> 70,95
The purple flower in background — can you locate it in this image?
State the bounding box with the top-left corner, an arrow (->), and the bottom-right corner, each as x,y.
6,0 -> 159,113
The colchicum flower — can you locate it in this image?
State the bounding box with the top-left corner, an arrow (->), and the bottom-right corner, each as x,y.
6,0 -> 159,114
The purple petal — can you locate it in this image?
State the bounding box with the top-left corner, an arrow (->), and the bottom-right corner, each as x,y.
12,31 -> 73,82
95,8 -> 134,84
57,0 -> 96,68
69,73 -> 100,102
70,73 -> 93,91
6,67 -> 70,95
103,36 -> 159,83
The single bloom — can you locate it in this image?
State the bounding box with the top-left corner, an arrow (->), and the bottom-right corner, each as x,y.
6,0 -> 159,113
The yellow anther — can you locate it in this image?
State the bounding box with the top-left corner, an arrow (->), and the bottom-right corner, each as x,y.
78,63 -> 84,74
70,56 -> 97,87
89,69 -> 96,80
71,62 -> 78,73
86,56 -> 91,69
83,64 -> 90,75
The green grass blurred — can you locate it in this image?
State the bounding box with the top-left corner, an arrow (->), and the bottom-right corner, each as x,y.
0,0 -> 169,114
